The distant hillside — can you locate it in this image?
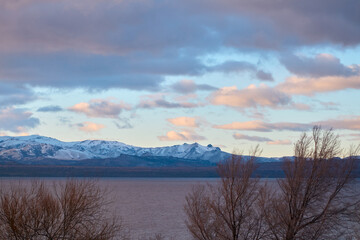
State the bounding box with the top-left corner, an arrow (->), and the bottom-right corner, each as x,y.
0,135 -> 283,167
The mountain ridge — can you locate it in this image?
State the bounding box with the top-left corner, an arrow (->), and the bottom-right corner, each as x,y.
1,135 -> 358,177
0,135 -> 289,167
0,135 -> 232,163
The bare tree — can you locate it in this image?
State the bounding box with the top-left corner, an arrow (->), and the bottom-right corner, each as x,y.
0,179 -> 126,240
184,146 -> 266,240
262,126 -> 359,240
185,126 -> 359,240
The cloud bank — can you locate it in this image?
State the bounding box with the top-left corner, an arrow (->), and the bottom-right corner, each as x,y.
0,0 -> 358,91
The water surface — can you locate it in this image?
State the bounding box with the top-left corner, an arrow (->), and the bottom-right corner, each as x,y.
0,178 -> 219,240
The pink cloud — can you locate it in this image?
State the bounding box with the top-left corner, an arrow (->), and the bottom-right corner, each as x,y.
167,117 -> 199,127
214,120 -> 310,132
77,122 -> 105,132
210,84 -> 291,109
214,116 -> 360,133
292,103 -> 312,111
345,133 -> 360,141
0,131 -> 30,137
316,116 -> 360,130
216,121 -> 272,132
158,130 -> 205,141
267,140 -> 292,145
277,75 -> 360,96
69,99 -> 131,118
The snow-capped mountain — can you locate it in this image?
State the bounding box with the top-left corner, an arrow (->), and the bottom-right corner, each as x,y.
0,135 -> 230,163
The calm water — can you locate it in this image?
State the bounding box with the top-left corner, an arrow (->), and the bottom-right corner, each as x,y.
0,178 -> 219,240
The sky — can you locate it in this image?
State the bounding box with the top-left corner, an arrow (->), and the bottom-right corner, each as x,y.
0,0 -> 359,157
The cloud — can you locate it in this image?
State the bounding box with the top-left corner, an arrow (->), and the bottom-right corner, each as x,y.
0,83 -> 36,107
69,99 -> 131,118
277,75 -> 360,96
233,133 -> 271,142
138,99 -> 198,109
280,53 -> 360,78
37,105 -> 63,112
77,122 -> 105,132
255,70 -> 274,81
345,133 -> 360,141
113,119 -> 133,129
205,0 -> 360,47
291,103 -> 312,111
158,130 -> 205,141
210,85 -> 291,109
215,121 -> 272,132
316,116 -> 360,130
0,107 -> 40,133
318,101 -> 339,110
168,117 -> 199,127
171,80 -> 217,94
214,120 -> 311,132
208,61 -> 274,81
214,116 -> 360,133
0,0 -> 358,91
0,54 -> 167,91
0,0 -> 358,54
267,140 -> 292,145
276,53 -> 360,96
233,133 -> 292,145
137,94 -> 199,109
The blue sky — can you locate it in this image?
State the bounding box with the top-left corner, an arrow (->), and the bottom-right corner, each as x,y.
0,0 -> 359,156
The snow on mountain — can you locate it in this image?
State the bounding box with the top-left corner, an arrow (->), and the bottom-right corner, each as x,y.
0,135 -> 230,162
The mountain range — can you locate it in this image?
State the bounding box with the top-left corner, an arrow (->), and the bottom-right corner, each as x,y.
0,135 -> 282,167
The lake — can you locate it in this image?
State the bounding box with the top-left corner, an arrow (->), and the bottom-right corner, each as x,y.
0,178 -> 219,240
